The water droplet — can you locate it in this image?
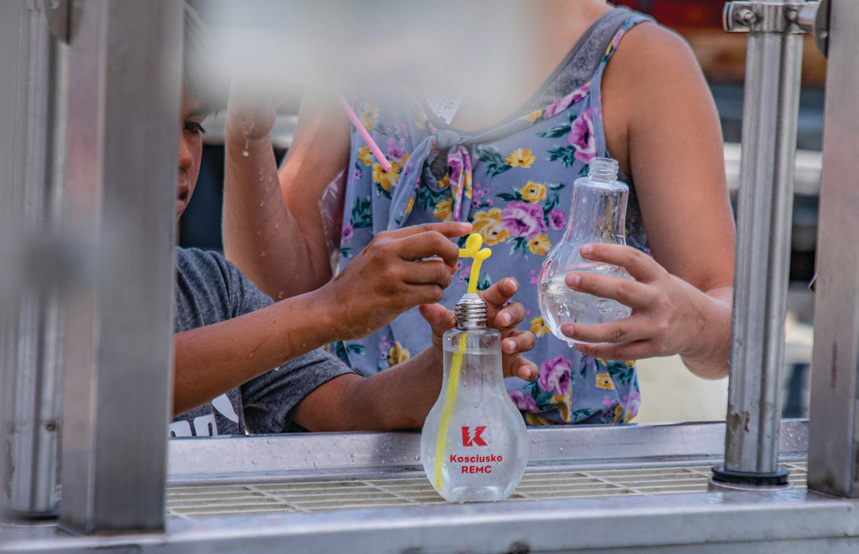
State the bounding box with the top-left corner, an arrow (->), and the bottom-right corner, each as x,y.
473,401 -> 480,408
414,455 -> 421,461
255,230 -> 262,237
274,223 -> 280,230
242,150 -> 249,158
258,201 -> 265,208
259,251 -> 266,258
559,447 -> 564,453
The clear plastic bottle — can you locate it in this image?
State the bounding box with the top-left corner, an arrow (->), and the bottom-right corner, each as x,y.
421,294 -> 528,502
538,157 -> 633,345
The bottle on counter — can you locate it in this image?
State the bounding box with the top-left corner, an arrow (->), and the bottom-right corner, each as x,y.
421,293 -> 529,502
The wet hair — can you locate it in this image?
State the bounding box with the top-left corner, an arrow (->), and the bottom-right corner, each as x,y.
183,4 -> 228,115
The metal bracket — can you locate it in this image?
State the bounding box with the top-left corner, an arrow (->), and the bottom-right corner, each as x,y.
40,0 -> 74,44
724,1 -> 829,56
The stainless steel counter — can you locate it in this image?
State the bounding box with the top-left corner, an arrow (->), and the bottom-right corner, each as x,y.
5,420 -> 859,553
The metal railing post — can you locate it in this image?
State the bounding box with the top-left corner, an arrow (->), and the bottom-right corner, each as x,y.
0,0 -> 67,519
712,1 -> 817,488
58,0 -> 182,533
806,0 -> 859,498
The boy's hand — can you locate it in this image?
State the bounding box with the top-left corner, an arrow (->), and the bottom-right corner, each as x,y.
419,277 -> 538,381
320,222 -> 471,341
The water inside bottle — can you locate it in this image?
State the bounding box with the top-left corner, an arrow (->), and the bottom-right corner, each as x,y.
538,270 -> 632,345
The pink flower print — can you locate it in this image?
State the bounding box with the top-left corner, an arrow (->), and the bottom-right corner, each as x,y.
530,270 -> 539,285
352,169 -> 362,181
501,201 -> 548,240
486,199 -> 494,206
457,265 -> 472,284
509,391 -> 538,413
387,143 -> 407,163
538,355 -> 572,397
569,109 -> 597,164
341,223 -> 354,242
544,83 -> 591,119
549,209 -> 566,231
447,158 -> 464,187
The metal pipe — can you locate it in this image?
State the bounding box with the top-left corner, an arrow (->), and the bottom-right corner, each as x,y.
0,1 -> 66,518
58,0 -> 182,533
807,0 -> 859,498
714,0 -> 804,486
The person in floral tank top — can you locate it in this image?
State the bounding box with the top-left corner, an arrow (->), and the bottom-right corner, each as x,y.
222,3 -> 736,426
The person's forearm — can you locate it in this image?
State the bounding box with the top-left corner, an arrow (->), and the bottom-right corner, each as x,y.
293,346 -> 443,432
679,286 -> 732,380
222,125 -> 324,300
173,290 -> 339,417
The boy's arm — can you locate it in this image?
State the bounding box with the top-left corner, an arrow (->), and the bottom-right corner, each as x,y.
290,278 -> 538,432
173,221 -> 469,417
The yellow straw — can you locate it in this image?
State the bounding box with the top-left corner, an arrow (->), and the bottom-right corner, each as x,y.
433,234 -> 492,491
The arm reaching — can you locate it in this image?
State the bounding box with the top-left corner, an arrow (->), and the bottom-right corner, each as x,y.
290,278 -> 538,431
222,87 -> 350,300
173,222 -> 471,416
565,22 -> 735,379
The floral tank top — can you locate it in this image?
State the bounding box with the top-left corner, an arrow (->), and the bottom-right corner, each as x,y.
335,9 -> 653,425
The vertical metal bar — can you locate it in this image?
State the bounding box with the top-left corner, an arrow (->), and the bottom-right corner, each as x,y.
0,0 -> 66,518
807,0 -> 859,499
58,0 -> 182,533
714,1 -> 803,486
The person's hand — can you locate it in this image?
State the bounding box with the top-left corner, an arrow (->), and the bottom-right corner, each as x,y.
561,243 -> 726,363
419,277 -> 538,381
319,222 -> 471,341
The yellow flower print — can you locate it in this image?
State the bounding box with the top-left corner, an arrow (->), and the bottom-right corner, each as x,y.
529,315 -> 550,338
471,208 -> 510,245
438,175 -> 450,189
464,173 -> 473,199
434,198 -> 454,222
505,148 -> 536,169
552,394 -> 572,423
388,341 -> 410,366
414,115 -> 428,132
525,412 -> 556,426
360,103 -> 378,131
595,373 -> 616,390
373,163 -> 400,192
613,404 -> 624,423
624,360 -> 635,367
405,197 -> 414,214
372,154 -> 408,192
358,145 -> 373,166
624,411 -> 635,424
520,181 -> 547,203
528,234 -> 551,256
522,109 -> 543,123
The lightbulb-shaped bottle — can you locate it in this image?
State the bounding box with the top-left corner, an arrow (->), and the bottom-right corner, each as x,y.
538,157 -> 632,345
421,294 -> 528,502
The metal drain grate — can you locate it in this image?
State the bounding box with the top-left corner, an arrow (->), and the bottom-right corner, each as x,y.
166,462 -> 808,520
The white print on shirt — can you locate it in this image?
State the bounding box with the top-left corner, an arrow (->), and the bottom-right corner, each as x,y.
212,393 -> 239,423
168,394 -> 238,437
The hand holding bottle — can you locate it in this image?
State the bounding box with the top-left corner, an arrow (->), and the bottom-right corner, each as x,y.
560,242 -> 732,371
419,277 -> 538,382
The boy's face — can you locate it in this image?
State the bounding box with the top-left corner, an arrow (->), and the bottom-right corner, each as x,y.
177,91 -> 208,220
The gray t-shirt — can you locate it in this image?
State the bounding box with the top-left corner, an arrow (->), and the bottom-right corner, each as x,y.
170,247 -> 354,436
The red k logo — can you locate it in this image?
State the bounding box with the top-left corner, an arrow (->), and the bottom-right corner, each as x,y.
461,426 -> 488,447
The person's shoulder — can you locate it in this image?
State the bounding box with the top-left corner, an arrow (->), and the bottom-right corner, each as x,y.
177,247 -> 239,286
613,18 -> 701,79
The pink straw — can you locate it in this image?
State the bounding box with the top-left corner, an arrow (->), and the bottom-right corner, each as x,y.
336,93 -> 392,171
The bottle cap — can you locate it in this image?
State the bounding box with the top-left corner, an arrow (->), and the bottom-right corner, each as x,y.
455,293 -> 487,329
